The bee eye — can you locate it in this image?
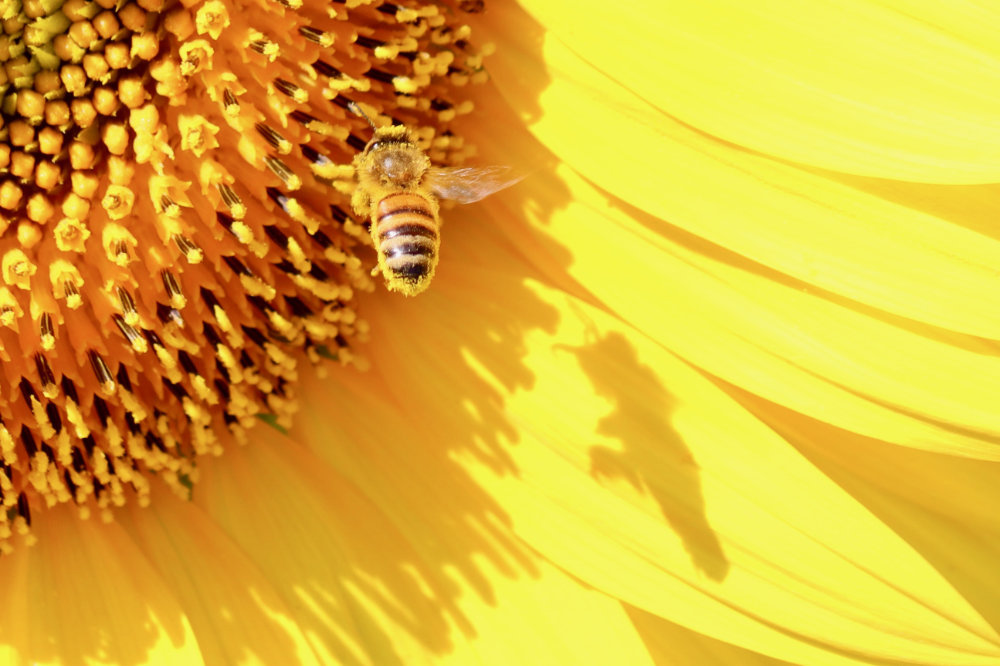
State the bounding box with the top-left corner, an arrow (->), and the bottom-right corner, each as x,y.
366,141 -> 382,153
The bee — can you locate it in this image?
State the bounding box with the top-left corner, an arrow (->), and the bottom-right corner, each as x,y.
348,103 -> 522,297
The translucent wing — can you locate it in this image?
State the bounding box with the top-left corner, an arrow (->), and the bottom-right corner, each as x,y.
424,166 -> 525,204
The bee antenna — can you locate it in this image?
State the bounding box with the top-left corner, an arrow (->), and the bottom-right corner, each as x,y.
346,101 -> 377,130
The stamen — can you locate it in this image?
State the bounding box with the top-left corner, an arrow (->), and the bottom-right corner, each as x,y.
117,287 -> 139,326
255,123 -> 293,155
39,314 -> 56,349
174,235 -> 204,263
264,156 -> 302,190
249,37 -> 279,61
34,354 -> 57,399
87,351 -> 116,395
298,26 -> 334,48
161,270 -> 186,308
273,78 -> 309,103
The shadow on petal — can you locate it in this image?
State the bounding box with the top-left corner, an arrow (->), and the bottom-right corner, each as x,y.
0,505 -> 202,666
557,329 -> 729,581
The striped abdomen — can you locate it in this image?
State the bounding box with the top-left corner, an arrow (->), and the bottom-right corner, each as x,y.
374,191 -> 440,296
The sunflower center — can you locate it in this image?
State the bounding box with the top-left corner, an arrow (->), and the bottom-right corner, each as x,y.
0,0 -> 490,553
0,0 -> 162,229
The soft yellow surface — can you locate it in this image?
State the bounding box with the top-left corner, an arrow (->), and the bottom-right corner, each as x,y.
0,508 -> 203,665
490,4 -> 1000,341
625,603 -> 798,666
471,4 -> 1000,460
197,428 -> 654,665
4,2 -> 998,664
294,207 -> 1000,665
529,165 -> 1000,459
458,289 -> 998,665
120,488 -> 323,666
517,0 -> 1000,182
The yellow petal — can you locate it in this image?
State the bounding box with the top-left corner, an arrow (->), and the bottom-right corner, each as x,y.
196,426 -> 654,665
493,158 -> 1000,458
479,297 -> 998,665
312,231 -> 999,664
0,506 -> 202,665
477,6 -> 1000,342
625,603 -> 796,666
757,401 -> 1000,633
193,436 -> 448,665
510,0 -> 1000,182
119,487 -> 322,666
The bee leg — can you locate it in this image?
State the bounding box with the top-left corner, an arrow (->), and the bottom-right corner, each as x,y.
350,186 -> 369,219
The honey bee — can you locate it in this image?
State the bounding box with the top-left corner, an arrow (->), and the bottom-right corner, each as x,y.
348,103 -> 522,297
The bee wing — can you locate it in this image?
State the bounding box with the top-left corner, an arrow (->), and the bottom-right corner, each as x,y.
425,166 -> 525,204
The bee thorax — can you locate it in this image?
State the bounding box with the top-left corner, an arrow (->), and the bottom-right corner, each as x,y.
378,150 -> 426,185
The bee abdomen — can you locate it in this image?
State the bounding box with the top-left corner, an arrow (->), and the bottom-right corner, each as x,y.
388,258 -> 433,280
385,242 -> 436,259
375,193 -> 440,293
375,192 -> 436,227
382,238 -> 436,279
380,224 -> 437,241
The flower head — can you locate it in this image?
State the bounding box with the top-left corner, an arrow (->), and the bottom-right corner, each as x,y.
0,0 -> 998,664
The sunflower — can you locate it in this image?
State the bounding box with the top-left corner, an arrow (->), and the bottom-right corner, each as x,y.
0,0 -> 998,663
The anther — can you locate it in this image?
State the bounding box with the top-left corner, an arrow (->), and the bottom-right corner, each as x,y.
219,184 -> 245,218
87,350 -> 116,395
223,88 -> 239,115
175,350 -> 198,377
160,195 -> 180,216
263,224 -> 290,249
291,111 -> 341,140
346,134 -> 368,151
61,377 -> 80,405
273,78 -> 308,103
156,302 -> 182,326
113,314 -> 148,352
221,255 -> 251,278
174,236 -> 204,263
17,492 -> 30,526
313,60 -> 343,79
39,313 -> 55,349
161,269 -> 186,308
298,26 -> 333,47
34,354 -> 57,397
112,240 -> 132,264
117,287 -> 139,325
263,156 -> 301,190
255,123 -> 292,154
363,35 -> 394,54
45,406 -> 62,437
266,186 -> 291,211
115,365 -> 133,393
364,67 -> 397,84
249,38 -> 278,61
